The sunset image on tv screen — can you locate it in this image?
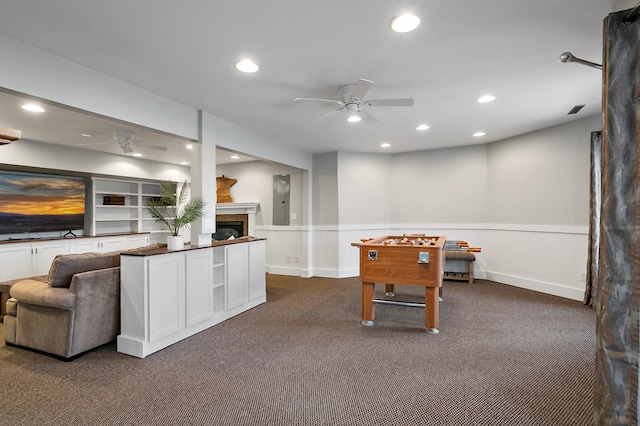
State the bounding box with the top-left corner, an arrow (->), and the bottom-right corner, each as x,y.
0,172 -> 86,234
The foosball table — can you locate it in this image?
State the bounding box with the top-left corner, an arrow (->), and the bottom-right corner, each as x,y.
351,235 -> 445,333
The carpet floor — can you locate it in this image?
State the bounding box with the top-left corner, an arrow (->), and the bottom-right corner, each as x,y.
0,276 -> 595,425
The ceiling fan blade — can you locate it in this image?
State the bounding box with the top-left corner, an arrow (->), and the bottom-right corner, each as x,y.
359,109 -> 378,124
76,142 -> 114,147
364,98 -> 414,107
312,108 -> 343,122
294,97 -> 344,106
351,79 -> 375,100
132,142 -> 168,151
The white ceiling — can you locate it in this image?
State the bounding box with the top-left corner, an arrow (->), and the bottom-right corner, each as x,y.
0,0 -> 622,166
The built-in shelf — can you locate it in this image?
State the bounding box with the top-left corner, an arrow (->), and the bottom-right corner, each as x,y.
92,177 -> 168,242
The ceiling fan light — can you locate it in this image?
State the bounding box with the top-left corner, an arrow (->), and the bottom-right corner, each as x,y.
416,124 -> 430,131
380,142 -> 391,148
390,13 -> 420,33
473,132 -> 486,137
347,114 -> 362,123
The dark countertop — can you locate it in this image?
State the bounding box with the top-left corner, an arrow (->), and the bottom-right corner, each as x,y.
122,236 -> 266,256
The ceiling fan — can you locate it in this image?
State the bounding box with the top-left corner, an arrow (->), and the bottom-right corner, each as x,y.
77,131 -> 168,154
293,78 -> 414,123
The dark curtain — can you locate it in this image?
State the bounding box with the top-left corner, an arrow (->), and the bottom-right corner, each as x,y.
594,8 -> 640,425
584,130 -> 601,308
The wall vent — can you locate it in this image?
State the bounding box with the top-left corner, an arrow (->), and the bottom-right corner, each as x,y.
567,104 -> 585,115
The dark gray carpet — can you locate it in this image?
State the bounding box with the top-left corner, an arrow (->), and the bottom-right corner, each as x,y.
0,276 -> 595,425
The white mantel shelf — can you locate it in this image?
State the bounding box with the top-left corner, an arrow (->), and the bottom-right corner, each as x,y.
216,202 -> 260,215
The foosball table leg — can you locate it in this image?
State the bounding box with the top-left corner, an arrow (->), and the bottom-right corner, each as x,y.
424,287 -> 440,334
362,282 -> 375,326
385,284 -> 395,297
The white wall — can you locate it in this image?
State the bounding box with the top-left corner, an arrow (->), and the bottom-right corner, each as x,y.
390,144 -> 489,224
487,118 -> 593,226
483,114 -> 599,299
217,160 -> 308,277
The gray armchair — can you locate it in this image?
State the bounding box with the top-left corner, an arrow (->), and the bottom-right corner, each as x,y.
3,252 -> 121,360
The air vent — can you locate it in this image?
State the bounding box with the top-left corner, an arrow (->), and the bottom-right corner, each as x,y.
567,104 -> 585,115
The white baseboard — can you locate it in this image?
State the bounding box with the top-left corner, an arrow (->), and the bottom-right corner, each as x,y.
486,271 -> 585,301
267,265 -> 303,276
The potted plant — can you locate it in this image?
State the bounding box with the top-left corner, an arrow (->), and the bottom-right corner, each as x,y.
146,180 -> 206,250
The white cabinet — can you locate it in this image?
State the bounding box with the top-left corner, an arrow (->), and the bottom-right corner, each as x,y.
227,239 -> 266,310
32,240 -> 71,275
0,243 -> 32,281
226,243 -> 249,310
0,240 -> 70,280
0,234 -> 151,280
185,248 -> 214,327
68,238 -> 101,253
118,239 -> 266,359
248,241 -> 267,301
148,253 -> 186,341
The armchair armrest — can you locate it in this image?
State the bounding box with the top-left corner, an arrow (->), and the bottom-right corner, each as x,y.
9,280 -> 76,310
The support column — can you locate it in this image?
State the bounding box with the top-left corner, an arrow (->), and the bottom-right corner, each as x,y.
190,110 -> 218,246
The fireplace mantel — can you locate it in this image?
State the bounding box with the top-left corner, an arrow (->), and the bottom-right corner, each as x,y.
216,202 -> 259,215
216,202 -> 260,237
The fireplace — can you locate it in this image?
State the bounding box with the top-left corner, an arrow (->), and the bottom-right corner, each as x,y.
214,214 -> 248,240
213,202 -> 259,241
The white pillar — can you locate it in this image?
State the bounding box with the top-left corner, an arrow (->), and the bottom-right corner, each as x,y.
190,110 -> 218,246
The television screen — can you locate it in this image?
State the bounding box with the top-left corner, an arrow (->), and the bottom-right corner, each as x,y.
0,171 -> 86,235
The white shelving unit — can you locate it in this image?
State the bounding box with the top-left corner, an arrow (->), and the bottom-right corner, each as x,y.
93,177 -> 171,243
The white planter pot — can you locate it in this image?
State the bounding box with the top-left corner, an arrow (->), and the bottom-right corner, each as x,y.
167,235 -> 184,250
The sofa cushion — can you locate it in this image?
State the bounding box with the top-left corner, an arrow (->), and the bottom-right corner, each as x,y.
10,280 -> 76,310
47,252 -> 121,288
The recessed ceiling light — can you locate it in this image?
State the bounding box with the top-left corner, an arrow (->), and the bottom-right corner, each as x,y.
230,155 -> 240,160
81,133 -> 92,138
179,161 -> 189,165
380,142 -> 391,148
476,95 -> 496,103
131,152 -> 143,157
473,132 -> 486,137
186,144 -> 193,150
347,114 -> 362,123
416,124 -> 430,131
21,104 -> 45,112
235,59 -> 259,73
390,13 -> 420,33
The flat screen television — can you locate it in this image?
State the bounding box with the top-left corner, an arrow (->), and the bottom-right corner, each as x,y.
0,170 -> 86,236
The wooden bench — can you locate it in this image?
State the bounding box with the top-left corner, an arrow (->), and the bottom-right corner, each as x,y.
444,250 -> 476,285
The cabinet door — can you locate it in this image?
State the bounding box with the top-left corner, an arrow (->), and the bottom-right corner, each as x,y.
124,234 -> 150,250
248,241 -> 266,301
99,236 -> 128,252
69,238 -> 101,254
148,254 -> 185,342
33,241 -> 70,275
185,248 -> 214,326
0,243 -> 32,281
226,243 -> 249,310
